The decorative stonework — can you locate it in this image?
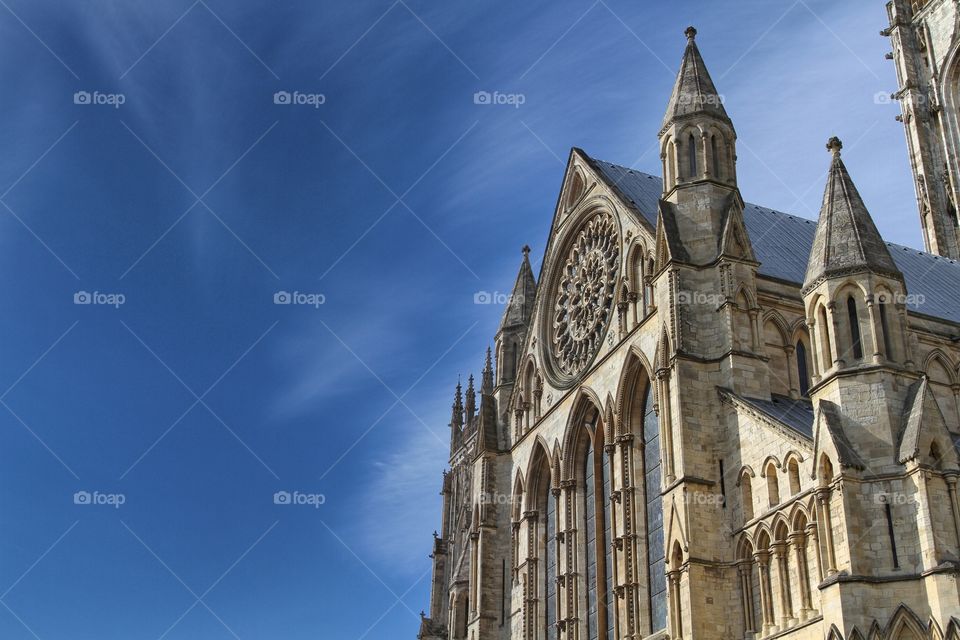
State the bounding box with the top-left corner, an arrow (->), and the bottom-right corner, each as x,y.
547,211 -> 620,383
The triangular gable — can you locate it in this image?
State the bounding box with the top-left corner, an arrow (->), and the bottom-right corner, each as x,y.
813,400 -> 865,475
718,196 -> 757,262
898,376 -> 958,467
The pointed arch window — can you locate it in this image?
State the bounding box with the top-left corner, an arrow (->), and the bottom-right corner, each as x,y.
796,340 -> 810,396
583,420 -> 614,640
711,135 -> 721,178
847,296 -> 863,360
643,385 -> 667,632
740,473 -> 754,522
817,306 -> 833,371
687,134 -> 698,179
544,475 -> 558,639
765,464 -> 780,507
878,297 -> 893,360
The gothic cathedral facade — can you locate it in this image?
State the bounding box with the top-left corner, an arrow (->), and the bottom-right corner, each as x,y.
418,3 -> 960,639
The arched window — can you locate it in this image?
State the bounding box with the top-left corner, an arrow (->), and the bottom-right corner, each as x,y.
642,384 -> 667,632
740,473 -> 754,522
847,296 -> 863,360
544,477 -> 557,638
687,134 -> 698,178
819,455 -> 834,486
878,298 -> 893,360
711,135 -> 721,178
582,425 -> 615,640
817,306 -> 832,371
765,464 -> 780,507
788,459 -> 801,495
667,141 -> 676,188
796,340 -> 810,397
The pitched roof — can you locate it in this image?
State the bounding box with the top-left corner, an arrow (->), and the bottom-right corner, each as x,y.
803,138 -> 901,290
583,154 -> 960,325
661,27 -> 732,134
499,246 -> 537,331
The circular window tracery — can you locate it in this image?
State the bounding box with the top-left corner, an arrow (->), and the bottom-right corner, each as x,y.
548,212 -> 620,381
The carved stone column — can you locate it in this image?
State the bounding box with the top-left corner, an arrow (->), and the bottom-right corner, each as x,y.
655,370 -> 676,484
865,296 -> 882,363
784,344 -> 799,398
789,532 -> 814,620
771,542 -> 795,628
668,569 -> 683,639
616,433 -> 639,639
737,561 -> 756,635
946,474 -> 960,547
753,551 -> 776,636
523,510 -> 539,640
816,489 -> 838,575
807,319 -> 822,384
805,522 -> 823,584
558,481 -> 578,640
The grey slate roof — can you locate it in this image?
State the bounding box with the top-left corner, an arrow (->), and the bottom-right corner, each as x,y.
803,143 -> 901,291
739,394 -> 815,439
584,155 -> 960,325
499,249 -> 537,331
661,28 -> 732,134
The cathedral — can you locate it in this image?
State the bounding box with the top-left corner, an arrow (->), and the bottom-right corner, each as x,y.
417,2 -> 960,638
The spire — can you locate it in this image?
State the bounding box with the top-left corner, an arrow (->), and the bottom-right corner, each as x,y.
499,246 -> 537,332
803,138 -> 901,292
481,347 -> 494,394
464,374 -> 476,423
660,26 -> 732,134
449,380 -> 464,455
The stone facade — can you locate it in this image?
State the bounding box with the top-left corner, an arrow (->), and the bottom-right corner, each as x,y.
888,0 -> 960,259
417,15 -> 960,640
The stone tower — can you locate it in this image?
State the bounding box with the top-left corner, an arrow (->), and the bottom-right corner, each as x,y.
886,0 -> 960,258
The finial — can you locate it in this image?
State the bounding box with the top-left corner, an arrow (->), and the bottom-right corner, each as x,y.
685,26 -> 697,40
826,136 -> 843,156
522,244 -> 531,257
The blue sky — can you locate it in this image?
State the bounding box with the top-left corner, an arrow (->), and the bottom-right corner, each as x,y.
0,1 -> 916,638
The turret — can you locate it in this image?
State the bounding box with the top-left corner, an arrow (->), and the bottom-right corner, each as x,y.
464,374 -> 476,428
802,137 -> 911,386
658,27 -> 742,264
494,246 -> 536,394
449,380 -> 464,456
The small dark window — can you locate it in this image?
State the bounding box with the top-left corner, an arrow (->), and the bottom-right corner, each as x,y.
796,341 -> 810,396
711,135 -> 721,177
847,296 -> 863,360
687,134 -> 698,178
878,300 -> 893,360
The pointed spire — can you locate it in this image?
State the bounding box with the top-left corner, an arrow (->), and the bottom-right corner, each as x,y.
481,346 -> 494,394
449,379 -> 463,455
661,26 -> 732,134
450,379 -> 464,428
803,138 -> 901,292
499,246 -> 537,332
464,374 -> 476,423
